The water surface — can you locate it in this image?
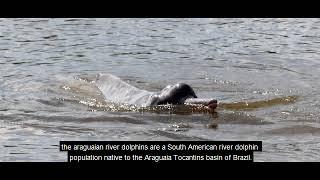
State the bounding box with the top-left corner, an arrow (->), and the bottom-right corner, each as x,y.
0,18 -> 320,161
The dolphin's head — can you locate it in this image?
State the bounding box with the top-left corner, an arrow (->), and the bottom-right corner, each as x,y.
157,83 -> 197,105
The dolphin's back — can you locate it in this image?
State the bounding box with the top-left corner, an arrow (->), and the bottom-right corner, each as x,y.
95,73 -> 153,106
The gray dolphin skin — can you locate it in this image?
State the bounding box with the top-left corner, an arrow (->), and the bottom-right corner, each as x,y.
149,83 -> 197,105
149,83 -> 217,109
96,73 -> 217,109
